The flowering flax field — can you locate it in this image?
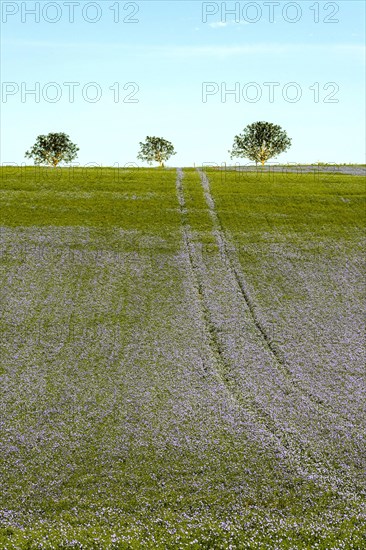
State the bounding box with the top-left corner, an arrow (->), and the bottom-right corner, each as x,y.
0,166 -> 365,549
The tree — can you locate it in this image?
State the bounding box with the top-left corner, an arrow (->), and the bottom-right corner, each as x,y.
25,133 -> 79,167
229,121 -> 292,166
137,136 -> 176,167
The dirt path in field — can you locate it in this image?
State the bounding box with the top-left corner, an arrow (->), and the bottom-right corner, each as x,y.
176,169 -> 293,456
175,167 -> 363,496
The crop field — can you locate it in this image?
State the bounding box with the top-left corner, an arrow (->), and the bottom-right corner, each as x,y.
0,166 -> 365,549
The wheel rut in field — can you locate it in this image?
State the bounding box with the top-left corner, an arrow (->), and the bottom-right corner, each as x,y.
197,169 -> 291,376
176,169 -> 284,438
176,169 -> 364,496
176,169 -> 344,484
195,169 -> 358,426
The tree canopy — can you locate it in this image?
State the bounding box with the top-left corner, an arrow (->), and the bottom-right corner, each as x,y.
229,122 -> 292,166
25,133 -> 79,167
137,136 -> 176,167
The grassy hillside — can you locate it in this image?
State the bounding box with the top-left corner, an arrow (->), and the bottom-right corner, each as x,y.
0,167 -> 365,548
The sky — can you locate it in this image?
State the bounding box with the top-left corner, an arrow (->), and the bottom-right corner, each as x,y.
0,0 -> 365,167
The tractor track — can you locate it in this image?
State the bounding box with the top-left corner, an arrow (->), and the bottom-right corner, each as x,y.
175,168 -> 357,492
196,168 -> 359,429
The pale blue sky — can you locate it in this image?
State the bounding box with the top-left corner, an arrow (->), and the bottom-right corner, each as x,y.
1,1 -> 365,166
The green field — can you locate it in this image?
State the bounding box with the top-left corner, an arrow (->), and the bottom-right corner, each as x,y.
0,166 -> 365,549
